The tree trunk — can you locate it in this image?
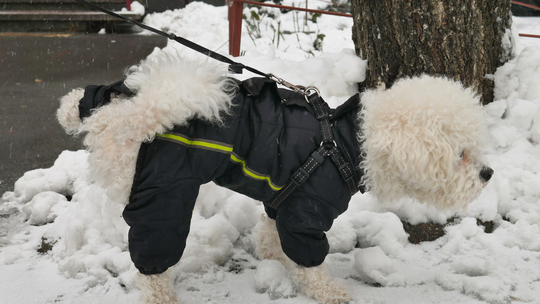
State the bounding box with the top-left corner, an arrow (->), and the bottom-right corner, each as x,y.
350,0 -> 513,104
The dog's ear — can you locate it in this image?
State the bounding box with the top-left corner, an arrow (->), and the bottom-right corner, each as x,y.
361,103 -> 457,197
383,116 -> 457,181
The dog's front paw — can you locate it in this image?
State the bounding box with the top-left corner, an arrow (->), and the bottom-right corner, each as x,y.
136,271 -> 179,304
303,279 -> 350,304
294,265 -> 350,304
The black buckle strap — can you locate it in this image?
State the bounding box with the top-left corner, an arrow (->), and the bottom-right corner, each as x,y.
331,150 -> 359,195
292,146 -> 330,187
266,145 -> 329,209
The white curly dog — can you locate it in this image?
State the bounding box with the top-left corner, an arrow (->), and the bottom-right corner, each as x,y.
57,53 -> 492,304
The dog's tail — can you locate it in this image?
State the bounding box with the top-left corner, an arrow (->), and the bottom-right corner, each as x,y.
56,52 -> 237,204
57,88 -> 85,135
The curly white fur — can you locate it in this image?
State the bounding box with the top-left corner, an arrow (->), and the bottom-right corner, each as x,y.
294,265 -> 350,304
57,53 -> 236,205
136,270 -> 178,304
359,75 -> 488,210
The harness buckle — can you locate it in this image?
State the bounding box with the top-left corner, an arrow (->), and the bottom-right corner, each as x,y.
291,167 -> 309,186
338,162 -> 354,180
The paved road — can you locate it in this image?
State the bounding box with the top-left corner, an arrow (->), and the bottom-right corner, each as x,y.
0,33 -> 167,195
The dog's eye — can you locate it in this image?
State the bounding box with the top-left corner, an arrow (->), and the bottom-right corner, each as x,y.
460,150 -> 465,158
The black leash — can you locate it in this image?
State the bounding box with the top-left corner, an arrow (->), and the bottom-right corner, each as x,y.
75,0 -> 324,97
75,0 -> 321,95
74,0 -> 268,76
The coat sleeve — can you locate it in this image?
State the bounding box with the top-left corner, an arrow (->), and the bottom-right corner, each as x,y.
274,190 -> 340,267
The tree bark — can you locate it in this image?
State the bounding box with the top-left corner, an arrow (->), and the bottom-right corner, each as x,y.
350,0 -> 513,104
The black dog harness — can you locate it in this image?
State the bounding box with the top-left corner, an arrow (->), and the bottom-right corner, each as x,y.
267,93 -> 359,209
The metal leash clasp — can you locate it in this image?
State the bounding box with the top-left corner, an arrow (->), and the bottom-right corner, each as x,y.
268,74 -> 320,103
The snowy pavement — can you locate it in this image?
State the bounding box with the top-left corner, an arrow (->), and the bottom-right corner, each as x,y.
0,33 -> 167,195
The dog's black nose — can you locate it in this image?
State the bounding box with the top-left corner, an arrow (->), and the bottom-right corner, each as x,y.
480,166 -> 494,183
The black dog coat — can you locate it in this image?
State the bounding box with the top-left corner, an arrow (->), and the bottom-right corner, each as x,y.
82,77 -> 363,275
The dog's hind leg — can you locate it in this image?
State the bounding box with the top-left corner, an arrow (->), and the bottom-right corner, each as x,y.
136,270 -> 179,304
294,264 -> 350,304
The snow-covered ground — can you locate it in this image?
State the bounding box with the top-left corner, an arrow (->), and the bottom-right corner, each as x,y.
1,2 -> 540,303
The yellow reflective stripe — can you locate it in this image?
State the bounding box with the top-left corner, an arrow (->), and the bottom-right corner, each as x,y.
156,133 -> 283,191
230,154 -> 283,191
156,133 -> 233,153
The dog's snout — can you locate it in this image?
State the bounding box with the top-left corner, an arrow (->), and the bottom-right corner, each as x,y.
480,166 -> 494,183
